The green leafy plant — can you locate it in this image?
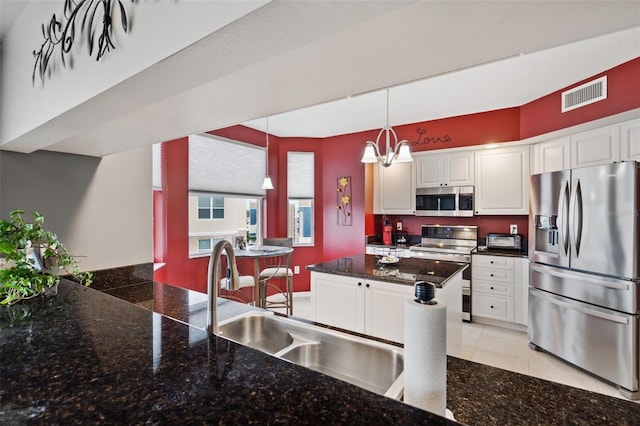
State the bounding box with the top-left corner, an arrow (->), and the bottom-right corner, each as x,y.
0,210 -> 92,305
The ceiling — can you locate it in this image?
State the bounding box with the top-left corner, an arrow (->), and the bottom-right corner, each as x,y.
2,1 -> 640,156
243,25 -> 640,138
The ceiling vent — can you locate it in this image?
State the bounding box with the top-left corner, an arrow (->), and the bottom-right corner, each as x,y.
562,76 -> 607,113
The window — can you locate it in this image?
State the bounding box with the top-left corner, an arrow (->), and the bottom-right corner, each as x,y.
197,238 -> 212,252
287,152 -> 314,246
197,196 -> 224,219
188,134 -> 267,257
189,195 -> 261,255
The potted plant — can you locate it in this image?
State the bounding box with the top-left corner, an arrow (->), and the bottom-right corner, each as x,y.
0,210 -> 92,305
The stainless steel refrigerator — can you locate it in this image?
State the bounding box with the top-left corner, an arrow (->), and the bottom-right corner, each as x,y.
528,161 -> 639,400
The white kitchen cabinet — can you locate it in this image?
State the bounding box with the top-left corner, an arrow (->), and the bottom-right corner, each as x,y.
311,270 -> 463,349
532,137 -> 571,173
620,119 -> 640,161
312,272 -> 364,332
570,124 -> 620,168
471,254 -> 528,326
415,151 -> 474,188
364,278 -> 415,343
311,272 -> 412,343
474,145 -> 529,215
373,161 -> 416,215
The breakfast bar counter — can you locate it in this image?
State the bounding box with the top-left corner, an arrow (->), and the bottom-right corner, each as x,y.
2,275 -> 639,425
307,253 -> 467,288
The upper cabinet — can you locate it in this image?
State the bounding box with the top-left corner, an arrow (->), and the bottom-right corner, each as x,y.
531,119 -> 640,173
474,145 -> 530,215
373,161 -> 416,215
621,119 -> 640,162
570,124 -> 620,168
531,137 -> 570,174
415,151 -> 474,188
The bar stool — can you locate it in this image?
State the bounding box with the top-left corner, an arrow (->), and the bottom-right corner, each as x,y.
259,237 -> 294,315
219,275 -> 256,305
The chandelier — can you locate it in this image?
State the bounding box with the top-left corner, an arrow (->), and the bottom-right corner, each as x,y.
360,89 -> 413,167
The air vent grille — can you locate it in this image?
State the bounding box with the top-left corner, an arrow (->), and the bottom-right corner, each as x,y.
562,76 -> 607,113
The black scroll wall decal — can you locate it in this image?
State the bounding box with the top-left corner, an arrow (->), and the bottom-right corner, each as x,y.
32,0 -> 138,84
410,127 -> 453,147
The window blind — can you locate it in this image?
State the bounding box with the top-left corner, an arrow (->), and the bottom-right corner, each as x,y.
189,134 -> 266,196
287,152 -> 314,198
152,143 -> 162,190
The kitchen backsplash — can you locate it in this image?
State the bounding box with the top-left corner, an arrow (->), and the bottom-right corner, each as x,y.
375,215 -> 529,239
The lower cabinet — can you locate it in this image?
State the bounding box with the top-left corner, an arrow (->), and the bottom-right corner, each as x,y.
471,254 -> 528,326
311,272 -> 413,343
311,270 -> 463,348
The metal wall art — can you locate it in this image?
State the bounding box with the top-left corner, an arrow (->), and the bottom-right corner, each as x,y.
32,0 -> 138,84
336,176 -> 352,226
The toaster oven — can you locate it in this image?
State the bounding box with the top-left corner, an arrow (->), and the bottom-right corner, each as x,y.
486,233 -> 522,250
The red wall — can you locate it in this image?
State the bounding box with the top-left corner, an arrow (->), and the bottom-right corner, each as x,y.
272,137 -> 324,291
395,107 -> 521,152
521,57 -> 640,139
154,57 -> 639,292
321,134 -> 368,260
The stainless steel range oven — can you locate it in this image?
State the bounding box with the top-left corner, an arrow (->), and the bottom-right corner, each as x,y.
410,225 -> 478,322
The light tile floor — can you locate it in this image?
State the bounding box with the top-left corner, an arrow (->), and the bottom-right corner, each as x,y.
285,292 -> 637,403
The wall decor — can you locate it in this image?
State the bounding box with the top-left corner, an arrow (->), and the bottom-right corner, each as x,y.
336,176 -> 352,226
32,0 -> 138,84
410,127 -> 453,146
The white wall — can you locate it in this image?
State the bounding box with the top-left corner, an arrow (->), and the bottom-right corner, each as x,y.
0,0 -> 267,151
0,147 -> 152,272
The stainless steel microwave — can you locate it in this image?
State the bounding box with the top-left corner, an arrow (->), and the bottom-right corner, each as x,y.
415,186 -> 474,217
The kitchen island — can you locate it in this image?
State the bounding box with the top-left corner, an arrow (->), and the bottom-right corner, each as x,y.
308,254 -> 466,345
2,275 -> 640,425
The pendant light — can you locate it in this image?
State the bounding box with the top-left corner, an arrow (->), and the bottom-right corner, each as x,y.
361,89 -> 413,167
261,117 -> 274,190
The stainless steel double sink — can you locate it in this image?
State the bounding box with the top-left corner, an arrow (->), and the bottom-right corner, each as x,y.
217,311 -> 404,399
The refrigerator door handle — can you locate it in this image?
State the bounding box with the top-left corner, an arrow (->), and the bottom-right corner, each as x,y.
530,263 -> 630,290
576,179 -> 583,257
558,179 -> 570,257
533,289 -> 629,324
569,178 -> 583,258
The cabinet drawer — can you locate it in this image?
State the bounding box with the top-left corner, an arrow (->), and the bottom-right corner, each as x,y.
473,279 -> 514,296
472,267 -> 514,283
473,255 -> 514,270
472,292 -> 514,322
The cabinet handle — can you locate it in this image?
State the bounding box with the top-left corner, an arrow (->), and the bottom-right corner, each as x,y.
490,305 -> 494,309
366,283 -> 370,288
490,286 -> 494,290
358,282 -> 362,287
490,261 -> 494,264
490,274 -> 494,277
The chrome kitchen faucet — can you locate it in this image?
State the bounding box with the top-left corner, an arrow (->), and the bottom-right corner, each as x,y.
207,240 -> 240,335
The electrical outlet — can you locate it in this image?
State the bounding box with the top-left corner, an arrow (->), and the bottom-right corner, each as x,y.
294,266 -> 300,274
396,221 -> 403,231
510,224 -> 518,235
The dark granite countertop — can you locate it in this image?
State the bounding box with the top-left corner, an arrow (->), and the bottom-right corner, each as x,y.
307,253 -> 467,288
2,276 -> 639,425
0,279 -> 450,425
